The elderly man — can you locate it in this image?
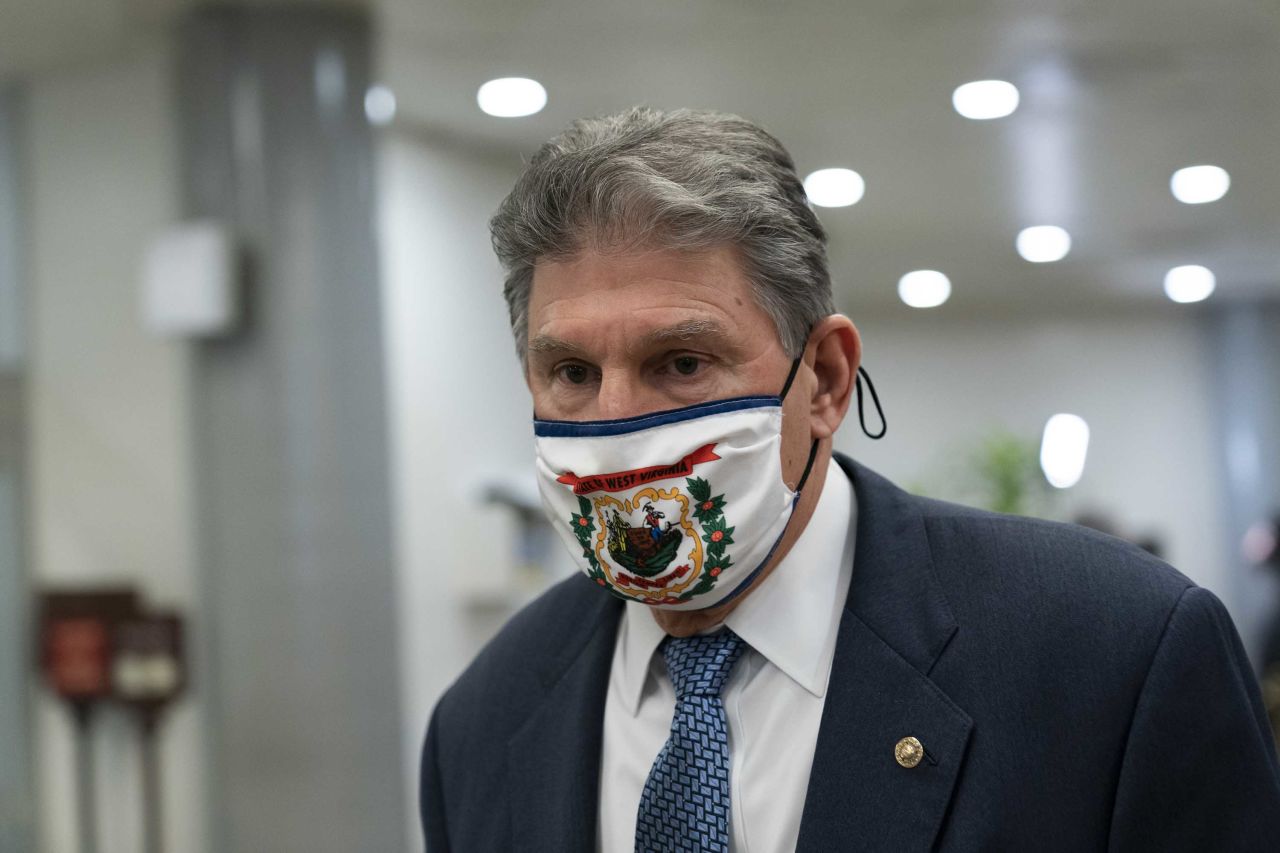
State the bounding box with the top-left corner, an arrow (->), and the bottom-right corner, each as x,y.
420,108 -> 1280,851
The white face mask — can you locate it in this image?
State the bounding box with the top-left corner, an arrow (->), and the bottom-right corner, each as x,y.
533,362 -> 817,611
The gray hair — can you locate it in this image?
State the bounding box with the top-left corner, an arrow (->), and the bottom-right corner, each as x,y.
489,107 -> 834,363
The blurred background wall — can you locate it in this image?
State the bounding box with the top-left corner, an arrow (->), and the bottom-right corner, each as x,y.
377,129 -> 531,832
18,32 -> 206,853
1,0 -> 1278,851
1,80 -> 33,853
847,309 -> 1225,590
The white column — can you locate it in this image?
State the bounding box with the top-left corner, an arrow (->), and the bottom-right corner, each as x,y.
177,8 -> 406,852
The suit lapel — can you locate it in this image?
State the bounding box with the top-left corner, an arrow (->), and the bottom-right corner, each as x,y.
506,590 -> 622,852
796,457 -> 973,851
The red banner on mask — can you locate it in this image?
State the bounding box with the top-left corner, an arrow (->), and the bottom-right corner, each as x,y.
615,564 -> 691,589
556,444 -> 721,496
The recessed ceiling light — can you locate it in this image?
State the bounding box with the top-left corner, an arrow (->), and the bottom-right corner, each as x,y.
1041,413 -> 1090,488
952,80 -> 1020,120
477,77 -> 547,118
803,168 -> 865,208
364,85 -> 396,126
1016,225 -> 1072,263
1163,265 -> 1216,303
1170,165 -> 1230,204
897,270 -> 951,308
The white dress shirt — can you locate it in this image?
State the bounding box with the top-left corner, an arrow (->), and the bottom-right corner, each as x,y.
597,458 -> 857,853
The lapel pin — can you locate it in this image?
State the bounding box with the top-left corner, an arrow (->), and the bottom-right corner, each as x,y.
894,735 -> 924,768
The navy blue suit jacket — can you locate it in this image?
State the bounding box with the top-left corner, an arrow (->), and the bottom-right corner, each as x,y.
421,456 -> 1280,850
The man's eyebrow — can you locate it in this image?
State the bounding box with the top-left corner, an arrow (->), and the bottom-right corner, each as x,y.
527,335 -> 586,358
630,319 -> 729,353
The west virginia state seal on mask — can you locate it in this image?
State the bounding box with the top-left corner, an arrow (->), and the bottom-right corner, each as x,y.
533,390 -> 814,611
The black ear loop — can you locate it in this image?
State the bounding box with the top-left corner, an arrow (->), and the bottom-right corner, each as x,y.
776,355 -> 821,494
778,354 -> 804,400
778,348 -> 890,489
783,358 -> 886,495
855,366 -> 887,440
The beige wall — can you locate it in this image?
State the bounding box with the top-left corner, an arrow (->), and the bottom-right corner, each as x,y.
841,307 -> 1227,595
376,128 -> 538,846
24,35 -> 207,853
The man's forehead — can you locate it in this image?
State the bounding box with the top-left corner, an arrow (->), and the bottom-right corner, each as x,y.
528,247 -> 766,324
523,244 -> 784,362
530,244 -> 751,295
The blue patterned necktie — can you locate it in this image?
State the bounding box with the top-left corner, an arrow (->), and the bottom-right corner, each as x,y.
635,628 -> 747,853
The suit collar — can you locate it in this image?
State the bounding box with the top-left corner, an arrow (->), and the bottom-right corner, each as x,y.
796,454 -> 971,851
837,453 -> 959,675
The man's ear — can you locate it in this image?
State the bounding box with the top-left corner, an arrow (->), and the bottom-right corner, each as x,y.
806,315 -> 861,440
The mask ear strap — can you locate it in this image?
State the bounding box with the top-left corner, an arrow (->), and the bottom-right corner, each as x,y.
787,360 -> 884,492
794,438 -> 820,494
778,354 -> 804,401
777,350 -> 819,494
855,366 -> 887,439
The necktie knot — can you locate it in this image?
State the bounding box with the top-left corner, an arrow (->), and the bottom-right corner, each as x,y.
661,628 -> 745,700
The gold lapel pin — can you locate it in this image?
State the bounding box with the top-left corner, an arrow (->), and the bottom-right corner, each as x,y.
895,736 -> 924,768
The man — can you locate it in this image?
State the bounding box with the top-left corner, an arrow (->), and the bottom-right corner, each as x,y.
421,107 -> 1280,851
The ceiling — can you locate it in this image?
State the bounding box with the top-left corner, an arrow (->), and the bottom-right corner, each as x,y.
379,0 -> 1280,315
4,0 -> 1278,315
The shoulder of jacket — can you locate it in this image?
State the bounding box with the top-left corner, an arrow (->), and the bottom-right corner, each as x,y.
911,492 -> 1195,624
432,573 -> 615,729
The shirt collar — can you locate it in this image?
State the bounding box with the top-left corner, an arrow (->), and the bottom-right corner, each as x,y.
615,458 -> 857,713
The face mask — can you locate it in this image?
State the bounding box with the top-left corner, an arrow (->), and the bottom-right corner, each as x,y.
532,359 -> 818,611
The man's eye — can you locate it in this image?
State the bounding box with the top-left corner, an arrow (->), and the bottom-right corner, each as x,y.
672,356 -> 701,376
558,364 -> 590,384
